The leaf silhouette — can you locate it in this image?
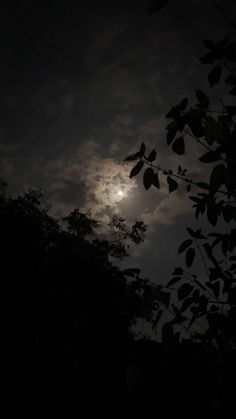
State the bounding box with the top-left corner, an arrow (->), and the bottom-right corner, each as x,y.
148,0 -> 172,14
210,164 -> 225,193
178,239 -> 193,254
135,142 -> 146,157
147,150 -> 157,162
179,97 -> 188,111
130,161 -> 144,178
196,89 -> 209,108
172,267 -> 183,275
172,136 -> 185,155
181,297 -> 193,312
178,283 -> 194,300
167,276 -> 182,287
199,151 -> 220,163
167,127 -> 177,145
124,154 -> 138,162
185,248 -> 196,267
208,65 -> 222,86
153,172 -> 160,189
167,176 -> 178,193
143,168 -> 154,190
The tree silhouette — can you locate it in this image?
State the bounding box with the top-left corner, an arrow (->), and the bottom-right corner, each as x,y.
122,13 -> 236,410
1,184 -> 156,410
124,37 -> 236,350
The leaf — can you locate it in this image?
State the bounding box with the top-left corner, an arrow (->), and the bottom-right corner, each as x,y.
172,267 -> 183,275
139,142 -> 145,156
171,306 -> 187,325
167,127 -> 177,145
189,196 -> 201,203
196,89 -> 210,108
143,168 -> 154,190
186,184 -> 191,192
196,182 -> 209,190
167,276 -> 182,287
167,176 -> 178,193
130,160 -> 144,178
199,151 -> 220,163
224,168 -> 236,194
178,239 -> 193,254
178,283 -> 194,300
186,109 -> 204,137
147,150 -> 157,162
188,312 -> 198,329
202,40 -> 215,50
124,154 -> 138,161
194,229 -> 206,239
222,205 -> 236,223
152,172 -> 160,189
204,116 -> 219,145
179,98 -> 188,111
172,136 -> 185,155
210,164 -> 225,193
214,38 -> 229,56
185,247 -> 196,267
156,289 -> 170,308
200,52 -> 214,64
207,198 -> 218,226
195,279 -> 207,291
186,227 -> 195,237
148,0 -> 172,14
208,65 -> 222,86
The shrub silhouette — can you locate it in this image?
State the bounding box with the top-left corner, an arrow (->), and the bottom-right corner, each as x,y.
1,185 -> 155,409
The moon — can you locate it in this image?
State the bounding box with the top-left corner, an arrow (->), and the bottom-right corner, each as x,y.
118,190 -> 124,197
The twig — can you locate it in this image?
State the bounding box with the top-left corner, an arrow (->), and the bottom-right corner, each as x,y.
211,0 -> 236,31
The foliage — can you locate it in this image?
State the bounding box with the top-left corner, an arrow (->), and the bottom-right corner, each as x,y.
1,184 -> 158,379
124,38 -> 236,349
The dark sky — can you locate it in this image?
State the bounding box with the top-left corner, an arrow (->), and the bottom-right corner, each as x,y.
0,0 -> 235,286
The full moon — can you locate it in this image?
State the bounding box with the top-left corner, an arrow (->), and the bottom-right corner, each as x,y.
118,190 -> 123,197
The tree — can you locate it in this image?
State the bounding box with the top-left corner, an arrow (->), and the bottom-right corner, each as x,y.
1,184 -> 157,408
124,37 -> 236,350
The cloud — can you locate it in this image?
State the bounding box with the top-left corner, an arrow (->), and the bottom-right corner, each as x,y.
141,191 -> 192,225
1,140 -> 137,222
29,79 -> 74,117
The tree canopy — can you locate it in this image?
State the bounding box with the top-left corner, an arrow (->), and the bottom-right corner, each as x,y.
1,184 -> 157,408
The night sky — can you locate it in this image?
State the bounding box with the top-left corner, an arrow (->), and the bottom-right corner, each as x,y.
1,0 -> 235,286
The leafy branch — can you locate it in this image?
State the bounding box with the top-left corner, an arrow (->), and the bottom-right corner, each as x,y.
123,37 -> 236,348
